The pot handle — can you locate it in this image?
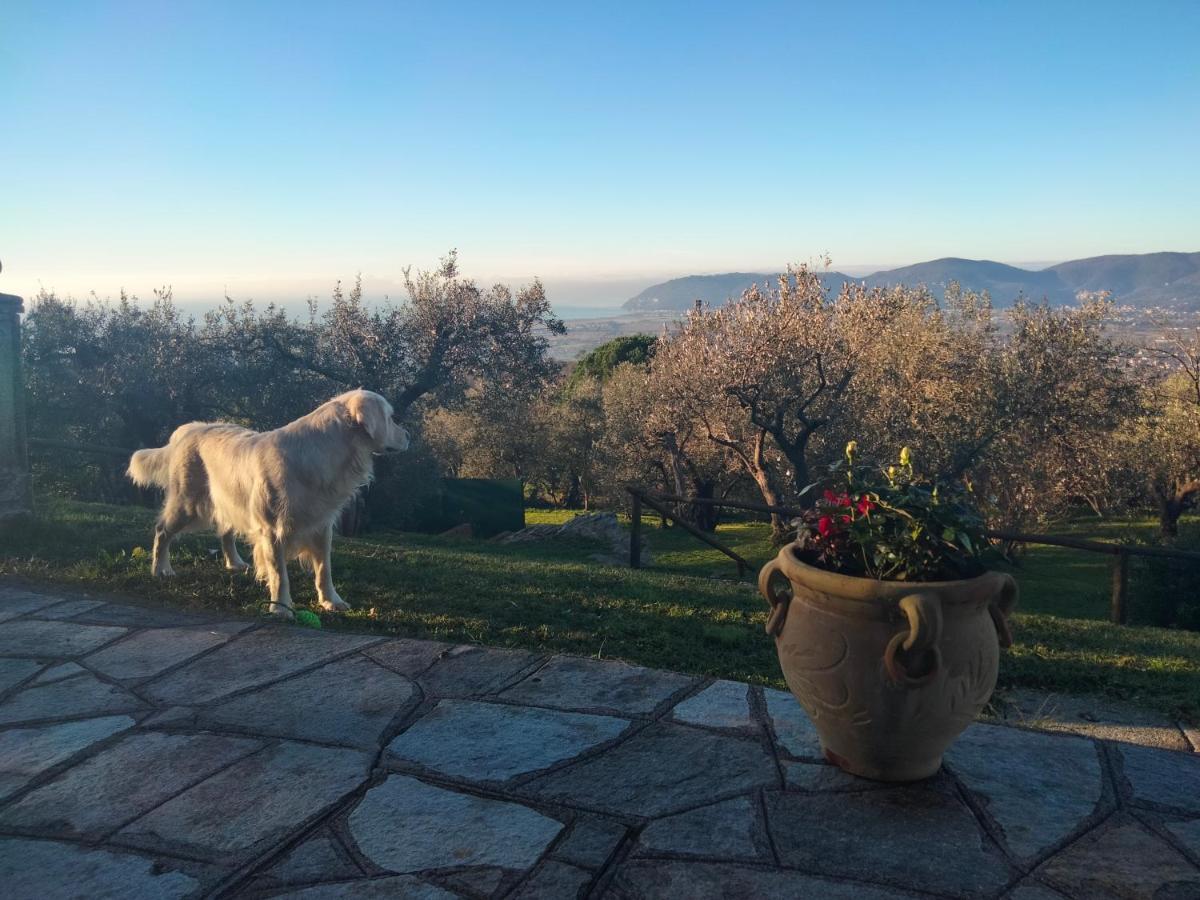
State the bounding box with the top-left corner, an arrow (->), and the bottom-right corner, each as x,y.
988,572 -> 1019,649
759,558 -> 791,637
884,592 -> 943,686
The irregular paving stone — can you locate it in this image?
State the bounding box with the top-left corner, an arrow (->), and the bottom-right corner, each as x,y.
419,645 -> 540,698
348,774 -> 564,873
1006,880 -> 1071,899
1119,743 -> 1200,814
993,688 -> 1192,752
783,761 -> 888,793
140,705 -> 200,728
0,715 -> 135,798
527,721 -> 777,817
945,722 -> 1103,860
386,699 -> 627,781
509,860 -> 592,899
436,867 -> 508,897
280,877 -> 458,899
1181,723 -> 1199,753
85,622 -> 251,681
0,657 -> 40,694
262,831 -> 361,886
764,785 -> 1014,896
0,589 -> 65,622
613,860 -> 920,900
637,795 -> 767,861
73,603 -> 217,627
763,688 -> 822,758
0,837 -> 205,900
1164,817 -> 1200,857
117,741 -> 372,862
0,619 -> 127,657
141,628 -> 380,705
499,655 -> 695,715
0,671 -> 146,725
32,599 -> 107,620
551,816 -> 627,868
31,661 -> 87,684
364,638 -> 448,677
670,680 -> 754,730
0,731 -> 262,838
1037,819 -> 1200,898
200,655 -> 416,748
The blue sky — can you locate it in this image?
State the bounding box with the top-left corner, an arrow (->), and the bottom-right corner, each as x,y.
2,1 -> 1198,307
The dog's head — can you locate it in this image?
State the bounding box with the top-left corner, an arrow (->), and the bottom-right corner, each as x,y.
343,390 -> 410,453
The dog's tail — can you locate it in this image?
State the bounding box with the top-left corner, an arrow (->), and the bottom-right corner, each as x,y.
127,446 -> 172,489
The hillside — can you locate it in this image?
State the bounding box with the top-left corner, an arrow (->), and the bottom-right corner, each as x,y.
622,251 -> 1200,311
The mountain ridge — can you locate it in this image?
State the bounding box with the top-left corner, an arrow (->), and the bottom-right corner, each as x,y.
621,251 -> 1200,311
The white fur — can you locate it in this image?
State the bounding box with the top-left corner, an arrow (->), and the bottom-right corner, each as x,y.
128,389 -> 409,619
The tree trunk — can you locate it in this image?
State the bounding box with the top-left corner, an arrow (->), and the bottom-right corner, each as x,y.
1158,479 -> 1200,538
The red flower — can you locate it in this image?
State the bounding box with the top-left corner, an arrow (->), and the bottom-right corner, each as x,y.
817,516 -> 834,537
823,489 -> 838,504
837,493 -> 852,507
857,495 -> 875,515
840,514 -> 852,524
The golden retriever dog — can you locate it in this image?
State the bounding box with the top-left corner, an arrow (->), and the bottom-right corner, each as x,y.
127,389 -> 409,618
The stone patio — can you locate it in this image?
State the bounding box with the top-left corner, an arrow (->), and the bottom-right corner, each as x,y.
0,583 -> 1198,899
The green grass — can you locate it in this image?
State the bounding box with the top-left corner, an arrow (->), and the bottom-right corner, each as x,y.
3,498 -> 1198,723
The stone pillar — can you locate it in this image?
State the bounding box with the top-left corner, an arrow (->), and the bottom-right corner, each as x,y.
0,291 -> 32,519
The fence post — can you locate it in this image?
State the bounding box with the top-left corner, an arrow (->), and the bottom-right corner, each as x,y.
629,490 -> 642,569
1110,550 -> 1129,625
0,276 -> 32,521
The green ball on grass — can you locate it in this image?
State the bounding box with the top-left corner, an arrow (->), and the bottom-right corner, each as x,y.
294,609 -> 322,629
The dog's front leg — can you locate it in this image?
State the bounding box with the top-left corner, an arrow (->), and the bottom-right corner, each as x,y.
261,539 -> 294,619
220,531 -> 250,572
312,524 -> 349,612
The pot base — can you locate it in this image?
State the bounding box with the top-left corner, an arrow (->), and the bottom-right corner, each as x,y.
823,746 -> 942,783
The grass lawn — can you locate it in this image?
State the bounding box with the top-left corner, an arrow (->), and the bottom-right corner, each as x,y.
2,498 -> 1198,723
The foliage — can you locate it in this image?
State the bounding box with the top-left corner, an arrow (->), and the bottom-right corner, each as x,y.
792,444 -> 986,581
564,334 -> 657,394
1128,522 -> 1200,630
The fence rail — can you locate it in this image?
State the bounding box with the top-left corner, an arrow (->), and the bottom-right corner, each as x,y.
626,487 -> 1200,626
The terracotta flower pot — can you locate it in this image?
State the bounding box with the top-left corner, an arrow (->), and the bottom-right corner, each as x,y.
759,545 -> 1017,782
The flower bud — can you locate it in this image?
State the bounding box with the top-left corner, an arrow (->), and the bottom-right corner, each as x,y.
845,440 -> 858,461
899,446 -> 912,467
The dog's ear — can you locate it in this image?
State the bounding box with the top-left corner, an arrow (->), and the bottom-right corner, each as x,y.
345,392 -> 388,445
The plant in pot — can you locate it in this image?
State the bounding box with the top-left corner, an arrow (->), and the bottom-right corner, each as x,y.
759,442 -> 1016,782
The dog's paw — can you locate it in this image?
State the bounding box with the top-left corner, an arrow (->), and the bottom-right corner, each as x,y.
268,602 -> 295,620
318,595 -> 351,612
153,564 -> 177,578
225,560 -> 250,573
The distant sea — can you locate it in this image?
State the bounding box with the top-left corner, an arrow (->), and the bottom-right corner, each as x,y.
553,305 -> 626,321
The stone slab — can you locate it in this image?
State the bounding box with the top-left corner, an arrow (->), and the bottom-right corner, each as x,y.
551,816 -> 627,868
418,645 -> 541,698
764,785 -> 1014,896
347,774 -> 564,873
1164,817 -> 1200,858
142,628 -> 380,705
1119,743 -> 1200,814
1004,881 -> 1067,900
116,741 -> 372,862
945,722 -> 1103,861
0,619 -> 127,657
992,688 -> 1193,752
1037,819 -> 1200,898
613,860 -> 921,899
32,661 -> 87,684
637,795 -> 768,861
763,688 -> 822,758
85,622 -> 251,681
0,837 -> 206,900
72,603 -> 218,627
0,715 -> 135,799
262,831 -> 361,886
509,860 -> 592,899
0,671 -> 146,725
0,589 -> 65,622
499,655 -> 695,716
783,761 -> 889,793
670,680 -> 755,730
282,877 -> 458,899
199,655 -> 416,748
31,599 -> 107,620
0,657 -> 40,694
0,731 -> 262,838
363,638 -> 448,677
527,721 -> 777,817
386,699 -> 628,782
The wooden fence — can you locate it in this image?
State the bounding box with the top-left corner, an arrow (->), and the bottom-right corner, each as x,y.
626,487 -> 1200,626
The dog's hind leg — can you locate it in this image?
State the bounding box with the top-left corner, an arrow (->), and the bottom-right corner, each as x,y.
309,524 -> 349,612
152,502 -> 195,578
255,537 -> 294,619
219,531 -> 249,572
